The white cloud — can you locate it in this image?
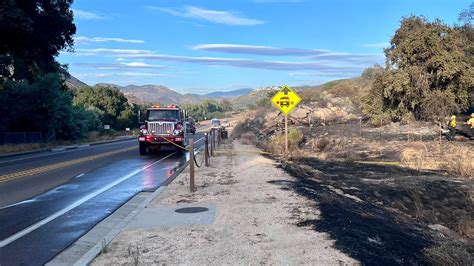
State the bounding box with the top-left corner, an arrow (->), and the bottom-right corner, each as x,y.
77,72 -> 170,78
75,36 -> 145,44
72,9 -> 106,20
71,46 -> 381,74
74,62 -> 168,70
148,6 -> 264,26
192,44 -> 329,56
193,43 -> 384,65
75,48 -> 153,55
361,42 -> 390,48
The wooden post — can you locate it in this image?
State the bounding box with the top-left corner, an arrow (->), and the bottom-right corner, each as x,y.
439,121 -> 442,145
189,138 -> 196,192
205,133 -> 210,166
285,114 -> 288,155
213,129 -> 217,150
210,130 -> 214,156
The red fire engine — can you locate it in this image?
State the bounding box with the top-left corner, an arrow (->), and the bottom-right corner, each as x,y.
138,105 -> 187,155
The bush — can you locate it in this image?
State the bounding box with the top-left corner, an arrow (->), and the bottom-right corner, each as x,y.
268,128 -> 303,154
0,73 -> 96,140
240,132 -> 256,145
362,16 -> 473,122
316,137 -> 330,151
183,100 -> 226,121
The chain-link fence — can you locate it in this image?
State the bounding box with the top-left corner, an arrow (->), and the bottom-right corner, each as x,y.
0,131 -> 54,144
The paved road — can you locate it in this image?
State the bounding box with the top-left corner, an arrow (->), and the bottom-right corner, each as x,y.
0,133 -> 205,265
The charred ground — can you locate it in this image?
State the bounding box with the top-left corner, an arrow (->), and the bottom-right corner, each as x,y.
274,157 -> 473,265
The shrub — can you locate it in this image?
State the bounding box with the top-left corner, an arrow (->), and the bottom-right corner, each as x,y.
268,128 -> 303,154
240,132 -> 256,145
316,137 -> 330,151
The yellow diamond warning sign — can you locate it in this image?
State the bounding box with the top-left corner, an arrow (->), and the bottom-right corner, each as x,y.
271,85 -> 301,114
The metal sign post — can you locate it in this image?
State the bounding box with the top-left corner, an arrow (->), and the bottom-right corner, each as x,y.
285,114 -> 288,154
271,85 -> 301,156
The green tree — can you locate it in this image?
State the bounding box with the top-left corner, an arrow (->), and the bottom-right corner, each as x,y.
0,73 -> 97,139
363,16 -> 473,122
183,100 -> 226,122
0,0 -> 76,82
221,99 -> 233,112
73,85 -> 134,129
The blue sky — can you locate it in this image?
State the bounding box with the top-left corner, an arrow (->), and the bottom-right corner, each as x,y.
59,0 -> 471,94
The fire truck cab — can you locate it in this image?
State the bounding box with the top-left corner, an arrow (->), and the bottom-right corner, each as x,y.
138,105 -> 187,155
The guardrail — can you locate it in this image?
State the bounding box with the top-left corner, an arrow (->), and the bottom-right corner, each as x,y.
188,127 -> 225,192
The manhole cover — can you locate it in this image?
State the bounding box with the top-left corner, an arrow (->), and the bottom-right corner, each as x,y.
175,207 -> 209,214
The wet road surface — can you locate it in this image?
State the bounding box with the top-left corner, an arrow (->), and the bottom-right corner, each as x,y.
0,134 -> 205,265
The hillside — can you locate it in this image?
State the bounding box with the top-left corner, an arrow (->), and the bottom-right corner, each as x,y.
65,75 -> 89,90
204,88 -> 252,98
101,84 -> 252,105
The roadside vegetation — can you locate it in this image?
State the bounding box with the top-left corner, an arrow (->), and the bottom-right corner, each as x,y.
233,5 -> 473,264
183,100 -> 233,122
0,1 -> 146,149
362,15 -> 473,123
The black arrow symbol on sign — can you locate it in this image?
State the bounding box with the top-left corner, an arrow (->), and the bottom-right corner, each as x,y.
283,87 -> 289,95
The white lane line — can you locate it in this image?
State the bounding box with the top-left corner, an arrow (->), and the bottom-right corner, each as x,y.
0,151 -> 176,248
193,137 -> 205,145
0,139 -> 136,165
75,173 -> 85,178
0,199 -> 36,210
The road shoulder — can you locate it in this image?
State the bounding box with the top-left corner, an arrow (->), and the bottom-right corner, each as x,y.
92,140 -> 357,264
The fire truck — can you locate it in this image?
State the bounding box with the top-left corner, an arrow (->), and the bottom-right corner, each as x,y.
138,105 -> 188,155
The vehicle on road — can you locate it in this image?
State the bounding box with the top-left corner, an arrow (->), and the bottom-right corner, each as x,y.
138,105 -> 187,155
211,118 -> 221,129
185,121 -> 196,135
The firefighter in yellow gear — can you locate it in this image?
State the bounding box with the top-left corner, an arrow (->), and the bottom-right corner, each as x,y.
466,113 -> 474,139
448,115 -> 457,141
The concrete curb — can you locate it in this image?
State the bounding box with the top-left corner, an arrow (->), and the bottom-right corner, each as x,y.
46,150 -> 199,265
0,136 -> 136,159
75,186 -> 167,266
46,137 -> 206,265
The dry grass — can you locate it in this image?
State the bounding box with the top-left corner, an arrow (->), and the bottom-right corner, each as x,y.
0,130 -> 133,155
400,143 -> 474,179
239,132 -> 257,145
0,143 -> 54,154
268,128 -> 304,155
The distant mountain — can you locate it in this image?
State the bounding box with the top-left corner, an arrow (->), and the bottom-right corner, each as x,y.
65,75 -> 89,90
204,88 -> 252,98
231,87 -> 278,110
65,75 -> 257,105
107,84 -> 255,105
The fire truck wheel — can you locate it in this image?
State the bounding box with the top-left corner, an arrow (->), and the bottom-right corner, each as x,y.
139,142 -> 148,155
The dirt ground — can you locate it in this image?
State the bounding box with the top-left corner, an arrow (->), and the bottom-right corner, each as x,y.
93,140 -> 358,265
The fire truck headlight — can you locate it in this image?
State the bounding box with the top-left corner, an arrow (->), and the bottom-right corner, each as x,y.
173,129 -> 183,135
141,129 -> 148,135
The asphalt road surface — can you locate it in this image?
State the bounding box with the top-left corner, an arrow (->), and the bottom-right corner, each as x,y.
0,132 -> 205,265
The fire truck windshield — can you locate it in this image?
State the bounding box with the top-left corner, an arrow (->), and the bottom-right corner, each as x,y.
147,110 -> 180,121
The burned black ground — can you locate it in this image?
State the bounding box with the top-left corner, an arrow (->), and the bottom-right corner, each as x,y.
271,157 -> 473,265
